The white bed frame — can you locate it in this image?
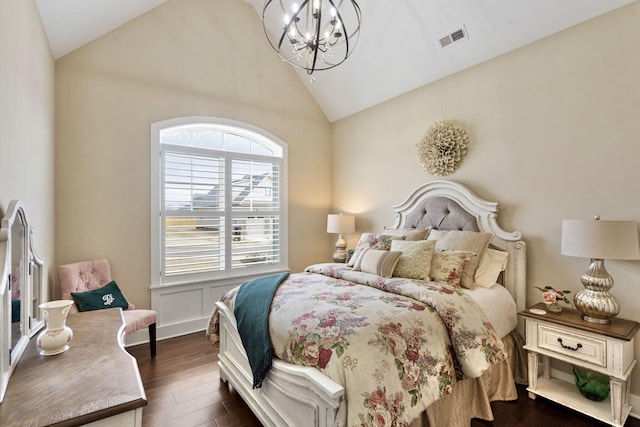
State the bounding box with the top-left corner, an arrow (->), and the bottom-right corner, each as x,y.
215,180 -> 527,427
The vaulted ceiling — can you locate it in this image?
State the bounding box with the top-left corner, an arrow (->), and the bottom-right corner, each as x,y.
36,0 -> 634,121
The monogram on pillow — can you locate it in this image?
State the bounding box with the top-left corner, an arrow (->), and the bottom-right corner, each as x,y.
71,280 -> 129,312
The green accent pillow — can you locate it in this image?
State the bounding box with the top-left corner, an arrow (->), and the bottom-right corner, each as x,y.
71,280 -> 129,312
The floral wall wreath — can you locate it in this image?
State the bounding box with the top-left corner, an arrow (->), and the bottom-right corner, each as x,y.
417,120 -> 470,176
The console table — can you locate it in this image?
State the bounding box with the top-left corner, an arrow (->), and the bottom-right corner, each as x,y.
0,308 -> 146,426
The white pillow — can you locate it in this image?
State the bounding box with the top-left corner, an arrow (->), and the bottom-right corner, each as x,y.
475,249 -> 509,288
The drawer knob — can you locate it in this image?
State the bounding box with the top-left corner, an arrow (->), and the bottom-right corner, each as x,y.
557,338 -> 582,351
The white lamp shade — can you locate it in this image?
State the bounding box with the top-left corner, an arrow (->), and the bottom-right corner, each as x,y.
327,214 -> 355,234
561,219 -> 640,260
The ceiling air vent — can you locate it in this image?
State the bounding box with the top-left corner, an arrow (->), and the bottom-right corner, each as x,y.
439,26 -> 469,48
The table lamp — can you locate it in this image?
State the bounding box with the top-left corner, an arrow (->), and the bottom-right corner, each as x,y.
327,214 -> 355,263
561,216 -> 640,324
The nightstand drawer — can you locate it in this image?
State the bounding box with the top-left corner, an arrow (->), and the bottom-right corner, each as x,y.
538,324 -> 606,367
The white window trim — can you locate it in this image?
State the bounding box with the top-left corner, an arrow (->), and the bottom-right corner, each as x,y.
150,116 -> 288,288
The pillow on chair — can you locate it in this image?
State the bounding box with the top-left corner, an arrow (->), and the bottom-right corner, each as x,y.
71,280 -> 129,312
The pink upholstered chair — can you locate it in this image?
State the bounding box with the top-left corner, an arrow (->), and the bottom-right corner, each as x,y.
57,258 -> 157,357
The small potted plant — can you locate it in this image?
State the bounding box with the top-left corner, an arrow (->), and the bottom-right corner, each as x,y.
535,285 -> 573,313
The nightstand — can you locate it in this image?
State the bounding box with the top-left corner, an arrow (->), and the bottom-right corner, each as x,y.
520,303 -> 640,427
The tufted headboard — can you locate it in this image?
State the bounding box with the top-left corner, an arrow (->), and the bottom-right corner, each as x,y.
389,180 -> 527,315
399,196 -> 480,232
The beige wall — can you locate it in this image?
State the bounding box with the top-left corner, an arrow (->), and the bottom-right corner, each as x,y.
55,0 -> 332,306
332,2 -> 640,391
0,0 -> 55,297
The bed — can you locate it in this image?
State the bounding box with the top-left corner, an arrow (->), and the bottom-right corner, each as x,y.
207,180 -> 527,427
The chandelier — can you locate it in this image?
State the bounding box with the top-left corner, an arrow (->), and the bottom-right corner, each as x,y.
262,0 -> 362,75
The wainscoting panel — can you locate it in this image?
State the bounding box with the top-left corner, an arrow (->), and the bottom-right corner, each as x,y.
138,270 -> 288,345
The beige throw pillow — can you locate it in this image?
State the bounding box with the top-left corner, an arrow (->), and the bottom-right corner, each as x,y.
430,250 -> 475,288
428,230 -> 493,289
352,249 -> 402,278
382,227 -> 431,241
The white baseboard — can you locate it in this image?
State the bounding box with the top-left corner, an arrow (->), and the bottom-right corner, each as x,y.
631,394 -> 640,420
123,317 -> 209,348
126,277 -> 245,349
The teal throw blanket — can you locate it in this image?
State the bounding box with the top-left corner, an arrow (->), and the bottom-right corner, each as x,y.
234,272 -> 289,388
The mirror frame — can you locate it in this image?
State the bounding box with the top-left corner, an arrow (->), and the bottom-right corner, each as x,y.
0,200 -> 46,402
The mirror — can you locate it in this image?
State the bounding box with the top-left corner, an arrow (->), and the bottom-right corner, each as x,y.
30,254 -> 44,335
0,201 -> 46,402
10,209 -> 25,355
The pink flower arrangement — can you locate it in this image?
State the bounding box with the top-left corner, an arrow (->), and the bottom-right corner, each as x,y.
535,285 -> 573,306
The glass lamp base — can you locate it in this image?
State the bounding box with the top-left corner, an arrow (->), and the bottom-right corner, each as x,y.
574,258 -> 619,324
332,250 -> 349,263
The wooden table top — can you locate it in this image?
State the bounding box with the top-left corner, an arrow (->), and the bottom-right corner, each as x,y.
0,308 -> 146,426
520,302 -> 640,341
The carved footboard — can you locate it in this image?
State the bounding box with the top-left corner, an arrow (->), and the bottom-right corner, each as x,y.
215,301 -> 344,427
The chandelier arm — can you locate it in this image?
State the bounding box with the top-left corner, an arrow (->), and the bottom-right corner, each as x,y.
334,0 -> 349,55
348,1 -> 362,38
331,0 -> 348,59
319,12 -> 338,47
263,0 -> 285,53
328,0 -> 359,61
291,3 -> 308,42
308,5 -> 322,74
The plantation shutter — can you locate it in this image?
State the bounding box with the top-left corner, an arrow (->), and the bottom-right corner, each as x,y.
160,144 -> 282,279
162,149 -> 225,276
230,159 -> 281,268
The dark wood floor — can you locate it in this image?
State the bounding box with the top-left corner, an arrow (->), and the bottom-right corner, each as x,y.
127,332 -> 640,427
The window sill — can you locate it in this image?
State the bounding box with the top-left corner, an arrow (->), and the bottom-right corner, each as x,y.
149,267 -> 290,290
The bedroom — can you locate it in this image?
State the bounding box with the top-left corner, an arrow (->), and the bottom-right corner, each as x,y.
1,0 -> 640,425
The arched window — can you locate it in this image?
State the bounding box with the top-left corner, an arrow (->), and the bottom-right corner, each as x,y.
150,117 -> 288,286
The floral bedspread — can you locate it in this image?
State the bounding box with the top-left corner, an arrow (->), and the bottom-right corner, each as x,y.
206,263 -> 506,427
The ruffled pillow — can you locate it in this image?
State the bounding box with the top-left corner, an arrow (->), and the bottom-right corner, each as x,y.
348,233 -> 403,267
430,250 -> 475,288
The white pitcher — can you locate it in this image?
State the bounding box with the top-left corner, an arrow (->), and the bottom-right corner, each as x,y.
37,300 -> 74,356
